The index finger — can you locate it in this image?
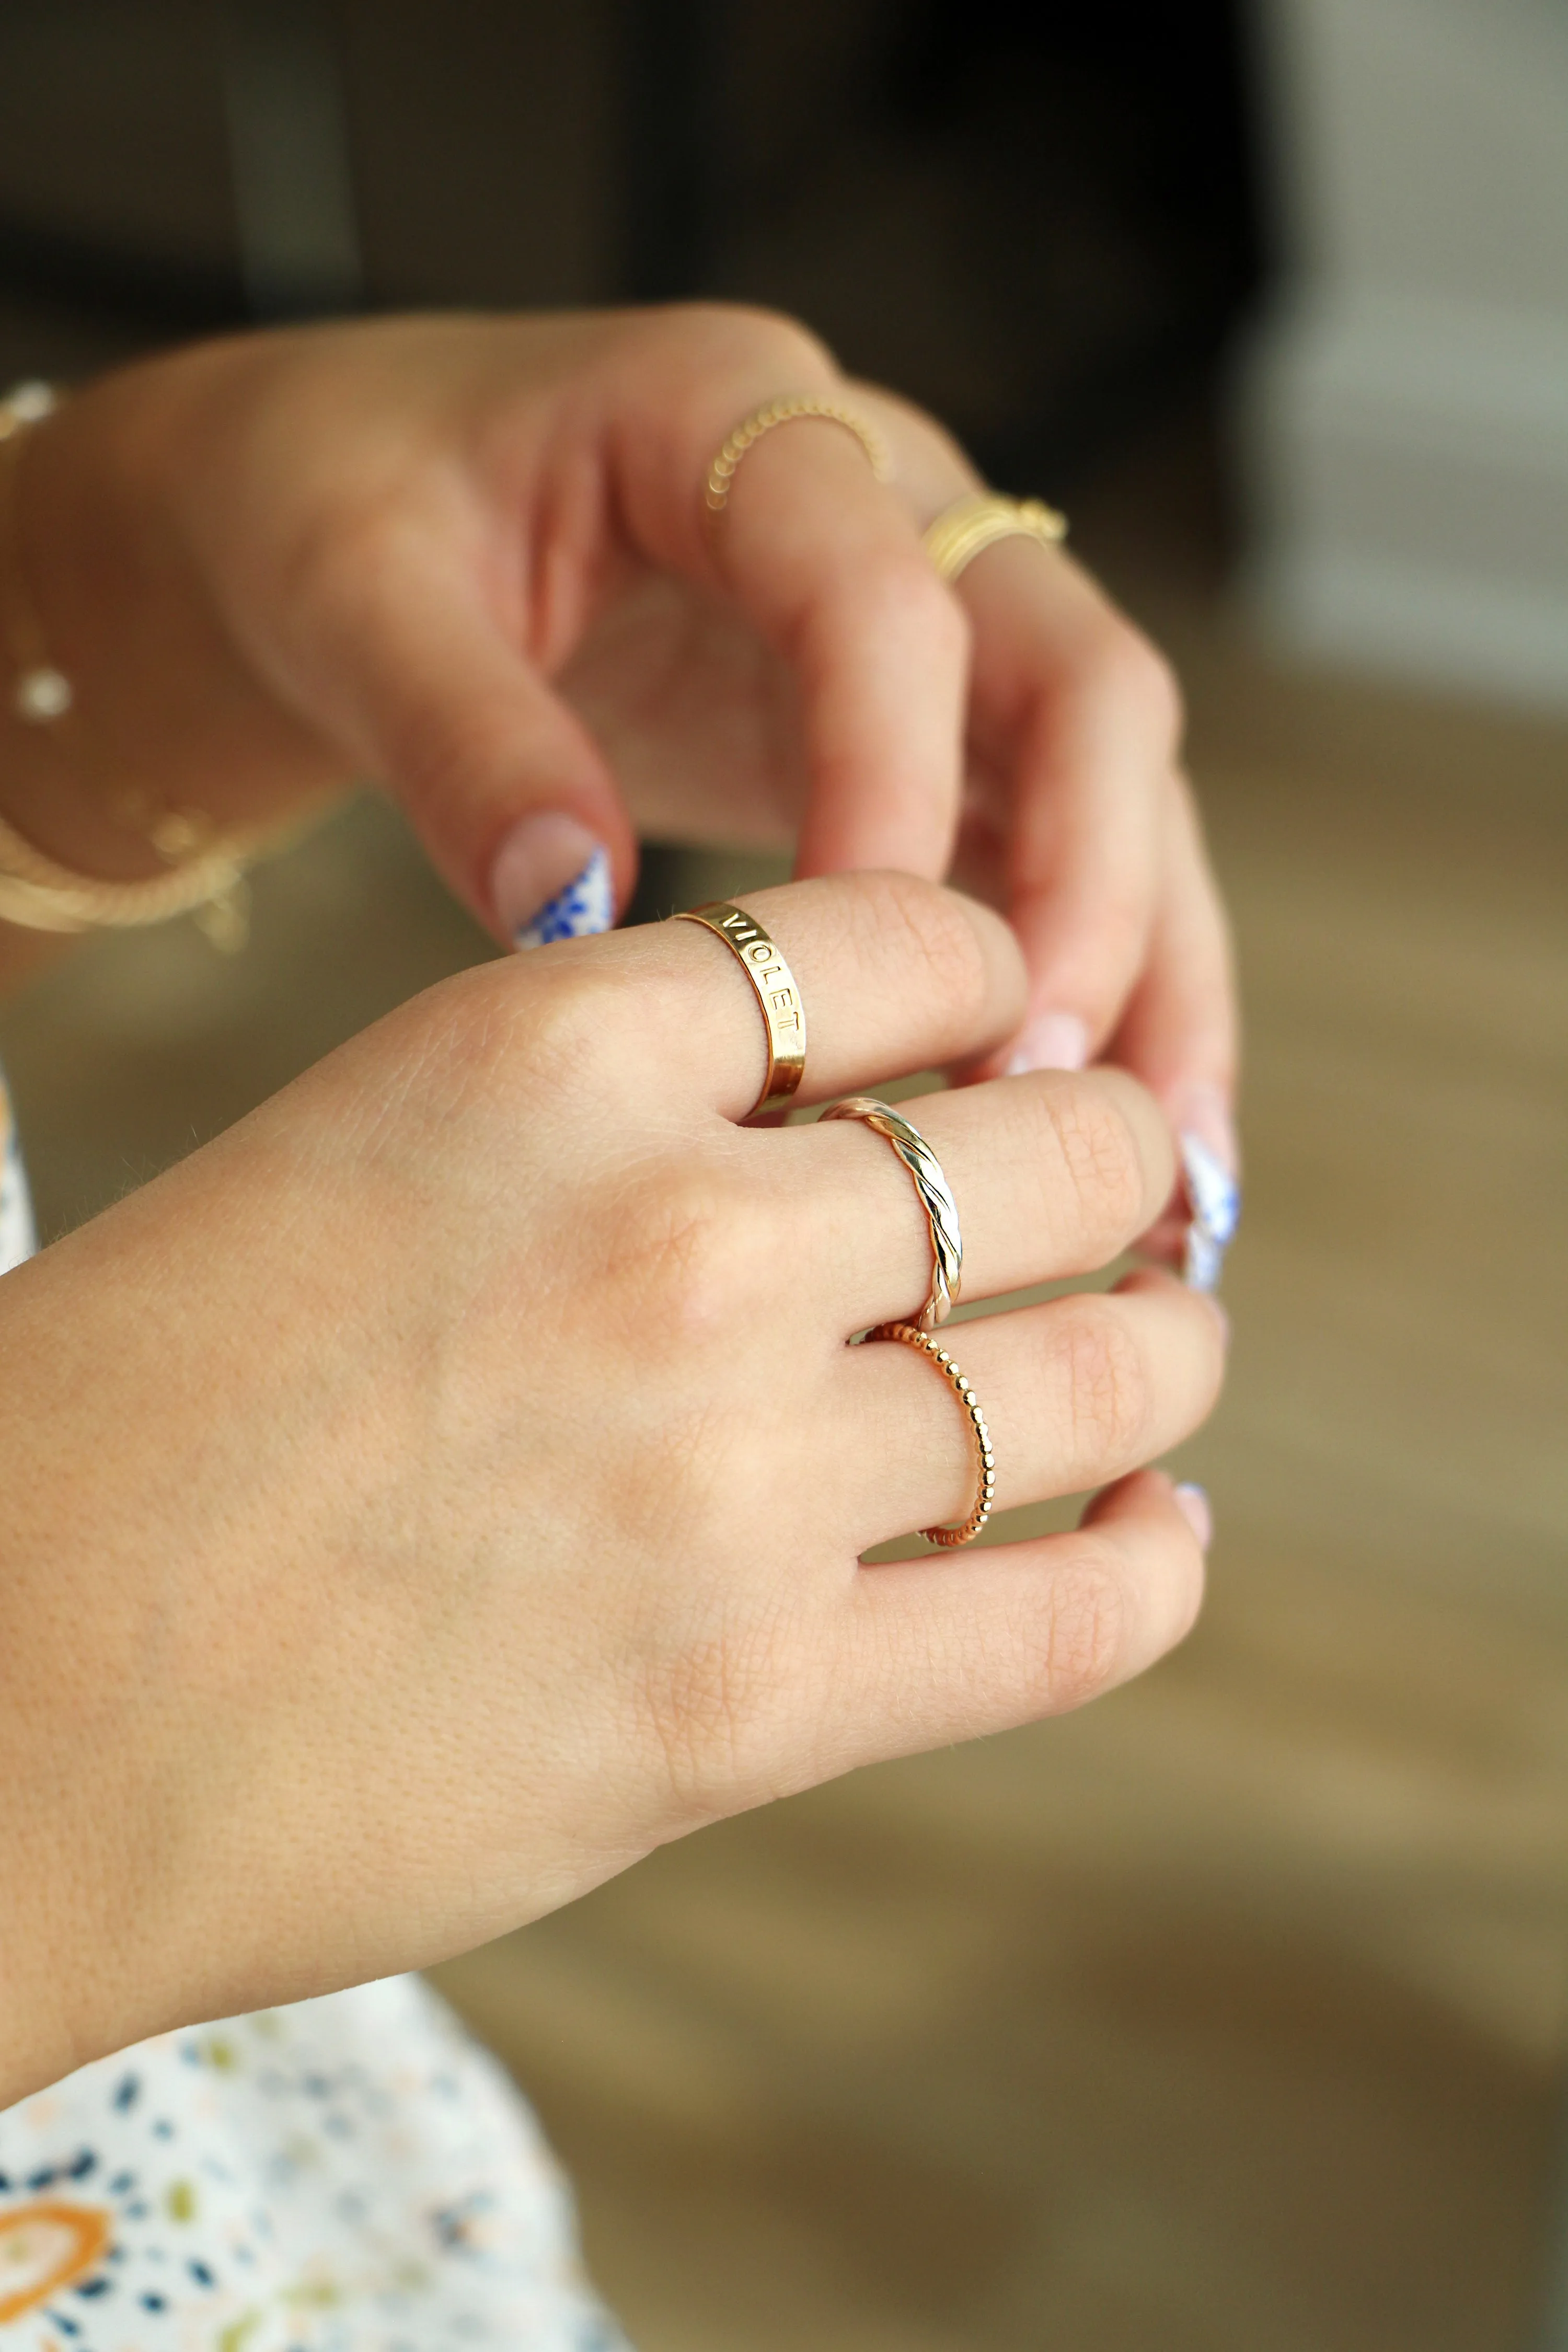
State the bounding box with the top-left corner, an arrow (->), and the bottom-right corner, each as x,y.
555,869 -> 1028,1123
605,313 -> 971,883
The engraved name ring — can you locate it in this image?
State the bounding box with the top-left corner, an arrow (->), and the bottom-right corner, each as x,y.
821,1095 -> 963,1331
674,900 -> 808,1116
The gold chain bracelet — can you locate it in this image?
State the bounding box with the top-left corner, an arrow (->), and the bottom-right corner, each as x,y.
0,383 -> 261,947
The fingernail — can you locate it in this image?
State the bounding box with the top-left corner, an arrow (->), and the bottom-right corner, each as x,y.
1175,1082 -> 1239,1178
490,814 -> 614,950
1006,1010 -> 1090,1077
1173,1481 -> 1213,1550
1174,1086 -> 1240,1293
1180,1131 -> 1241,1293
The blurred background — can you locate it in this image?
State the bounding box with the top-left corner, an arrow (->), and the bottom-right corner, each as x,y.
1,4 -> 1564,2346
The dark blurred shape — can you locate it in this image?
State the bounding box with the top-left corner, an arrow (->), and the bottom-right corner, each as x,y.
683,0 -> 1269,487
219,0 -> 363,318
0,1 -> 1266,494
619,0 -> 722,302
0,0 -> 245,334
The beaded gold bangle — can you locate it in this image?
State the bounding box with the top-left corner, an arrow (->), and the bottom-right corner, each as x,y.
0,382 -> 260,947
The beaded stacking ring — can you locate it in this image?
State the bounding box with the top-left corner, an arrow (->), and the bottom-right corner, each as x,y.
674,900 -> 807,1116
821,1095 -> 962,1331
704,395 -> 894,517
871,1320 -> 995,1548
923,491 -> 1068,584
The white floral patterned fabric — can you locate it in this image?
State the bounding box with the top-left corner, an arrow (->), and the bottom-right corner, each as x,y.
0,1079 -> 630,2352
0,1074 -> 36,1273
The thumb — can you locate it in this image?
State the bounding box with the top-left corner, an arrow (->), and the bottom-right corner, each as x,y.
312,554 -> 637,950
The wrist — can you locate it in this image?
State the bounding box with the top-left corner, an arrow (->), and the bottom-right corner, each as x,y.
0,1149 -> 370,2099
0,356 -> 347,924
0,387 -> 174,890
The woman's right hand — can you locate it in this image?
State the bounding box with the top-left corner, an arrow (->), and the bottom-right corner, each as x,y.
0,873 -> 1224,2104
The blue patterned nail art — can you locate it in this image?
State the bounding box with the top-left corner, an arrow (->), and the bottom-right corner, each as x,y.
1181,1131 -> 1240,1292
513,846 -> 614,950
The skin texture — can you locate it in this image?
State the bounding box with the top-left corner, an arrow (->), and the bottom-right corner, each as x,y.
0,308 -> 1236,1160
0,873 -> 1224,2111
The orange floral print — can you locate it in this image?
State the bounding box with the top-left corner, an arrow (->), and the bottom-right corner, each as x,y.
0,2201 -> 111,2323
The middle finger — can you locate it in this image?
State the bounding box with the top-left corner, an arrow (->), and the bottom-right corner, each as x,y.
792,1064 -> 1178,1335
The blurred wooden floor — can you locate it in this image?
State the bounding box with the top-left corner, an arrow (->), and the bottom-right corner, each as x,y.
3,530 -> 1565,2350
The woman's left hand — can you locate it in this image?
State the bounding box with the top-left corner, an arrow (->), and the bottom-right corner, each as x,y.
15,307 -> 1235,1181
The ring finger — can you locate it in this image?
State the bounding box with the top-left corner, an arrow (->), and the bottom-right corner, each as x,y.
838,1267 -> 1226,1553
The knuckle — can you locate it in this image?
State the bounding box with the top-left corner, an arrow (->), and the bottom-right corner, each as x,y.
1089,619 -> 1184,757
1056,1297 -> 1154,1468
501,962 -> 627,1098
619,1166 -> 774,1340
419,959 -> 635,1133
846,870 -> 991,1033
1044,1084 -> 1148,1259
397,703 -> 519,816
635,1606 -> 799,1821
854,545 -> 969,658
670,301 -> 838,388
1034,1548 -> 1127,1712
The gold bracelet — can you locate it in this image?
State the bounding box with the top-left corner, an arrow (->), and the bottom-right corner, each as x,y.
923,492 -> 1068,584
0,804 -> 258,938
0,382 -> 260,948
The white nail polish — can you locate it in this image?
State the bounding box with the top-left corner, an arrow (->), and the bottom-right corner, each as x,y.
490,813 -> 614,950
1173,1481 -> 1213,1550
1005,1010 -> 1090,1077
1180,1130 -> 1241,1292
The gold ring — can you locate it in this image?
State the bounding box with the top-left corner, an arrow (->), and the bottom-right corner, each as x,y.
821,1096 -> 962,1330
674,901 -> 807,1116
924,492 -> 1068,584
705,396 -> 894,516
870,1320 -> 995,1547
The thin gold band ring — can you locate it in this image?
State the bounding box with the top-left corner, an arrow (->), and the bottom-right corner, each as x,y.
870,1320 -> 995,1548
924,491 -> 1068,584
674,901 -> 807,1117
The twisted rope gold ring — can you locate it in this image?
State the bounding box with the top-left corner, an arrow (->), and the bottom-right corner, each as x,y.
822,1095 -> 962,1332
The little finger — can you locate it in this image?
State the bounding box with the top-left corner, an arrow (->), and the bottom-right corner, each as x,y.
1109,772 -> 1241,1285
957,547 -> 1181,1075
808,1470 -> 1208,1779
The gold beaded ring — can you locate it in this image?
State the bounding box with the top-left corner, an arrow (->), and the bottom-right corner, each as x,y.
705,395 -> 894,517
821,1094 -> 962,1331
870,1319 -> 995,1548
